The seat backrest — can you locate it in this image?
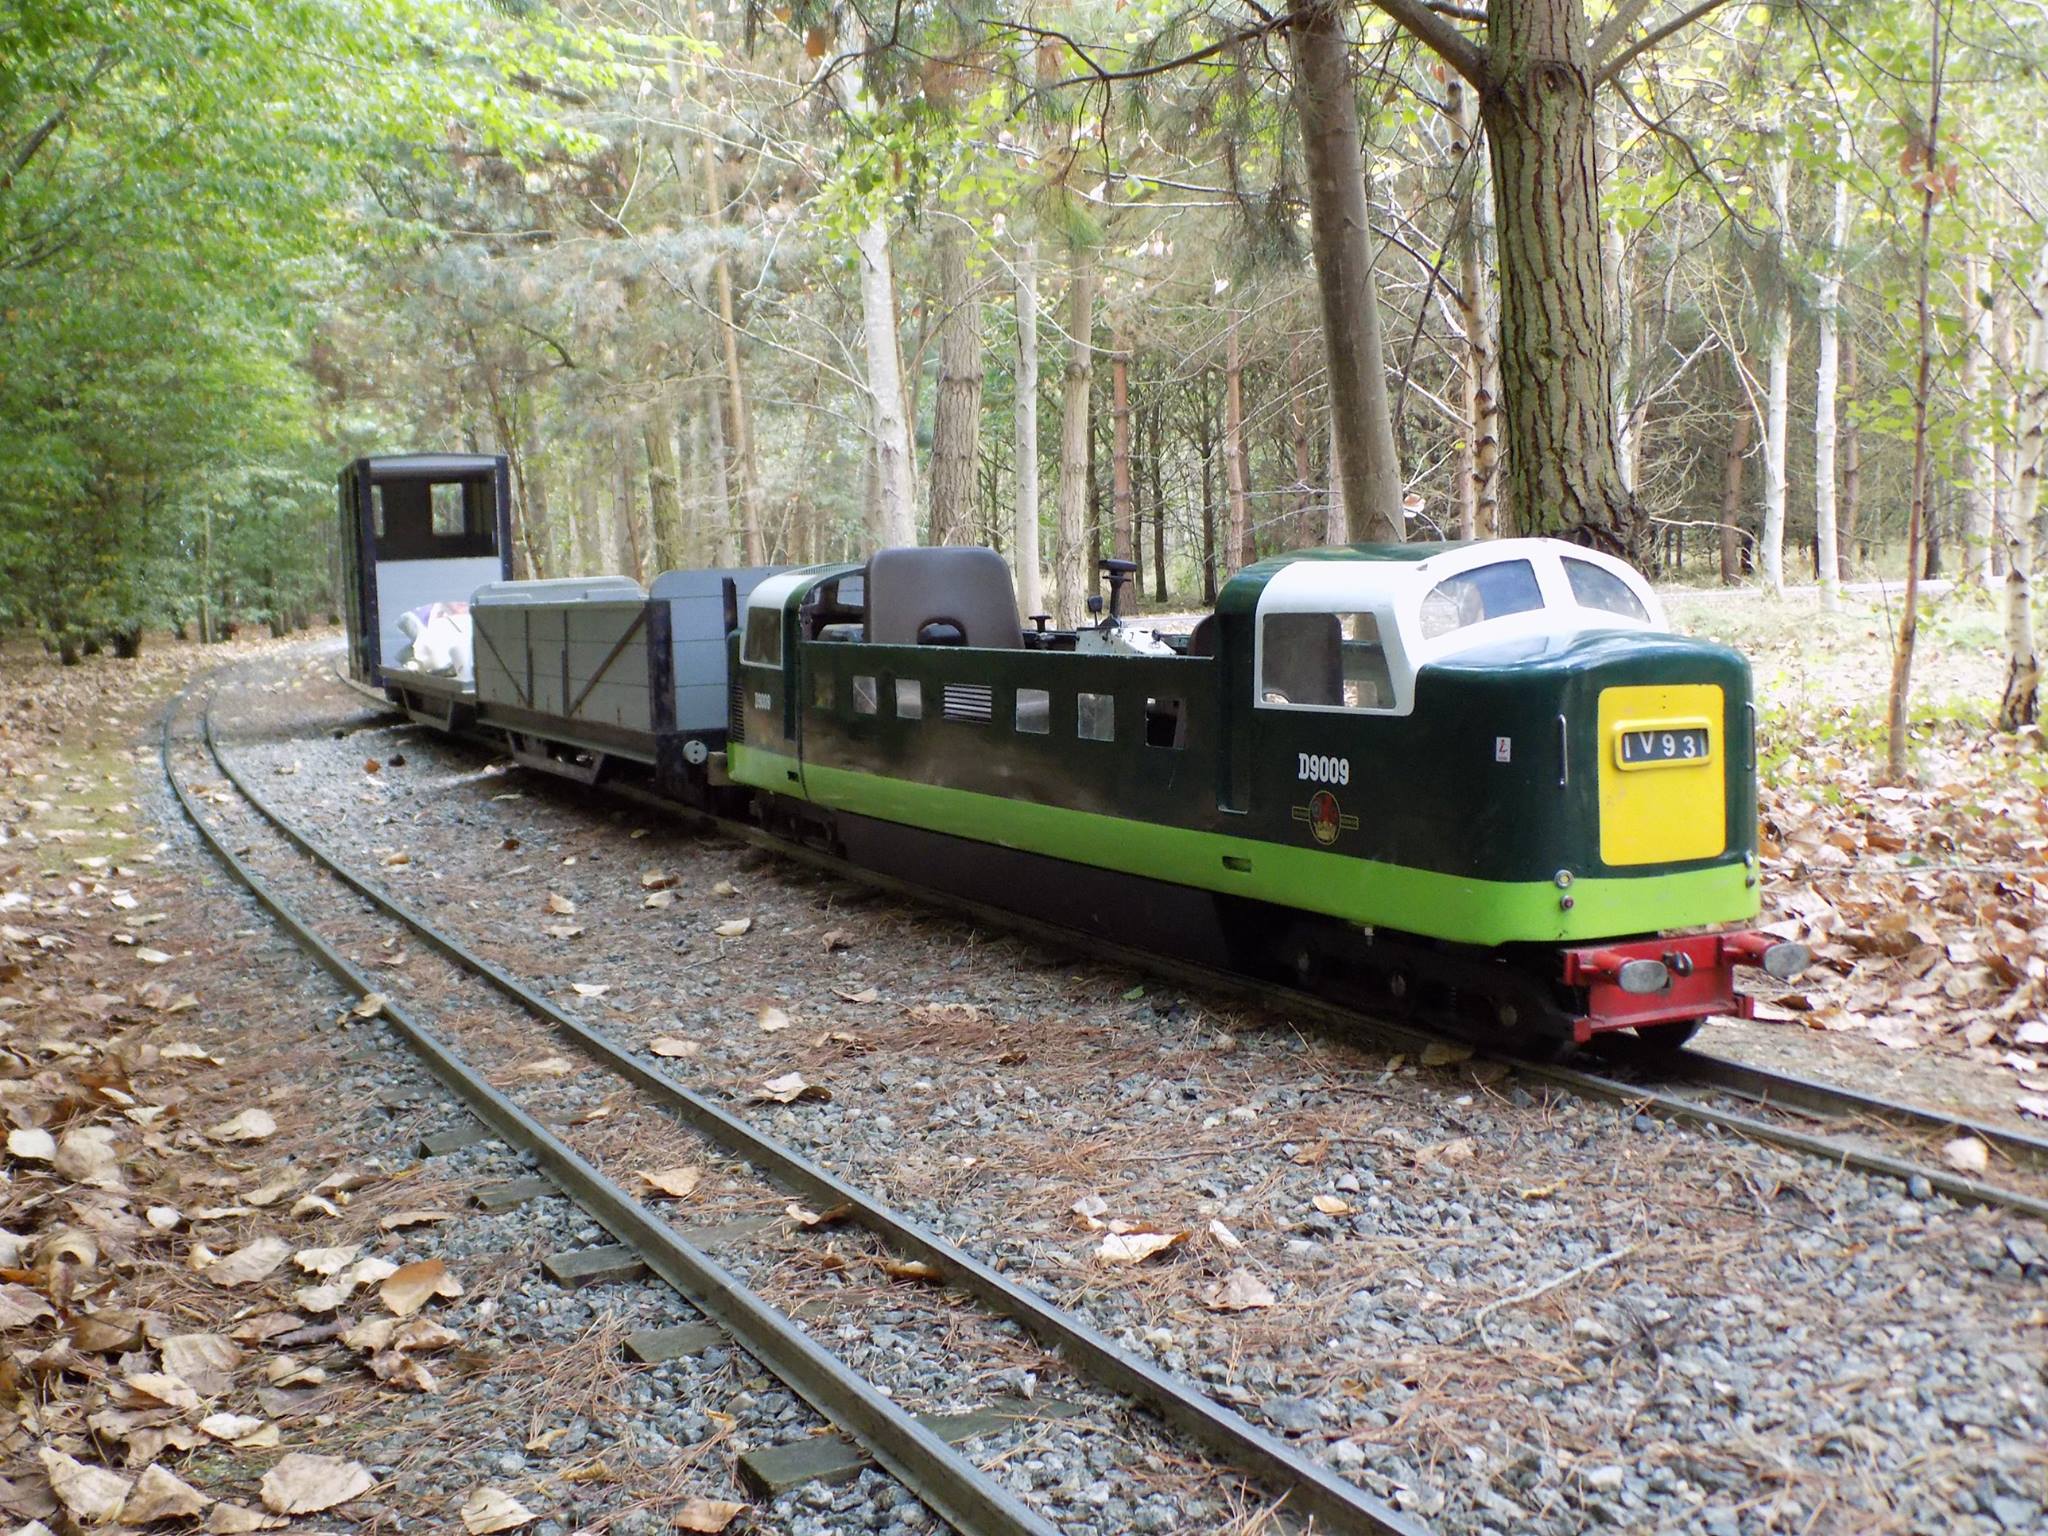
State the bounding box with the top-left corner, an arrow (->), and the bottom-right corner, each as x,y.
866,547 -> 1023,649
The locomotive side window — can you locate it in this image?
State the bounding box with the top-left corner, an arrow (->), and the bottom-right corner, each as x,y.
1077,692 -> 1114,742
1418,559 -> 1543,639
1260,612 -> 1395,712
895,679 -> 923,719
853,675 -> 878,715
1015,687 -> 1051,734
813,671 -> 834,710
743,606 -> 783,668
1563,558 -> 1650,622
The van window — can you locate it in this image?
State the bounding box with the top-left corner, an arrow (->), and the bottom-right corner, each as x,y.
743,606 -> 782,668
1419,559 -> 1543,639
1259,612 -> 1396,711
1563,558 -> 1650,622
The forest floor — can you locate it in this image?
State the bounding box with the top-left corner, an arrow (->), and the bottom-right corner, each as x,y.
0,587 -> 2042,1529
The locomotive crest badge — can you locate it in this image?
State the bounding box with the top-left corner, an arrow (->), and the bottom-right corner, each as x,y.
1291,790 -> 1359,846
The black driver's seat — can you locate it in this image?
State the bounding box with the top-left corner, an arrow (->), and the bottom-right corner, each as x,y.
865,547 -> 1024,649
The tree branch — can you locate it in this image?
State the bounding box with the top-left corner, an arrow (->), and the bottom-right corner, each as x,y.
1362,0 -> 1486,88
1594,0 -> 1737,86
1586,0 -> 1655,67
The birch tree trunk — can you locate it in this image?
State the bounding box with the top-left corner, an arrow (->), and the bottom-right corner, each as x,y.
1013,239 -> 1044,616
856,212 -> 916,548
1813,147 -> 1850,611
1289,0 -> 1403,542
1224,313 -> 1251,570
1841,338 -> 1862,575
1326,409 -> 1347,544
1994,285 -> 2017,578
1053,247 -> 1096,626
928,227 -> 984,546
1960,252 -> 1995,584
1998,241 -> 2047,731
1759,142 -> 1791,595
1445,75 -> 1498,540
701,147 -> 766,565
1110,324 -> 1136,579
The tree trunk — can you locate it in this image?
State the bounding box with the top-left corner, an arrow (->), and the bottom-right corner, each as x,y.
1149,401 -> 1168,601
1013,238 -> 1044,616
1886,8 -> 1946,783
1813,147 -> 1850,611
929,227 -> 984,545
1200,376 -> 1219,603
1841,337 -> 1862,575
1720,407 -> 1750,585
1289,0 -> 1403,542
1479,0 -> 1641,556
644,416 -> 686,573
1759,142 -> 1791,595
614,426 -> 644,581
578,464 -> 606,578
1224,315 -> 1251,572
1994,284 -> 2018,579
1287,336 -> 1314,544
1111,325 -> 1135,578
1960,251 -> 1995,584
1445,73 -> 1498,541
1054,247 -> 1096,626
1325,408 -> 1347,543
856,211 -> 916,549
702,146 -> 766,564
1999,239 -> 2048,731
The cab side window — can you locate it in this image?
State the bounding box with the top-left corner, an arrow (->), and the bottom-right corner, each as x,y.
742,606 -> 782,668
1419,559 -> 1543,639
1259,612 -> 1396,711
1562,557 -> 1650,622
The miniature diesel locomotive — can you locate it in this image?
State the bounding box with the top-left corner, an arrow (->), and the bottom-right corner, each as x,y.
341,453 -> 1804,1056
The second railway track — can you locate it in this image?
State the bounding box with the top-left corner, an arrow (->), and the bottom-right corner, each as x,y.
167,672 -> 1435,1535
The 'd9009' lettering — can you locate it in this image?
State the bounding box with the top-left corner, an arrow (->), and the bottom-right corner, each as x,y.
1297,753 -> 1350,785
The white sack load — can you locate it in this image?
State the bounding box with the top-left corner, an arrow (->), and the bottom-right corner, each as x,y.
395,602 -> 473,682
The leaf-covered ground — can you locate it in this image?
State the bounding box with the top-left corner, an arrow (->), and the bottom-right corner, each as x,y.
1670,581 -> 2048,1121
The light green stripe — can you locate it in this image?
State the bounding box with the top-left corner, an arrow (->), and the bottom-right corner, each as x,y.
731,745 -> 1758,946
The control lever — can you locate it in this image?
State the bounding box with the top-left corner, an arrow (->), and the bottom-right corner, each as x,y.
1097,558 -> 1138,624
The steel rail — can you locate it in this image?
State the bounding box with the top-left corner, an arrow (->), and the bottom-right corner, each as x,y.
326,659 -> 2048,1218
1662,1047 -> 2048,1172
159,686 -> 1064,1536
201,682 -> 1434,1536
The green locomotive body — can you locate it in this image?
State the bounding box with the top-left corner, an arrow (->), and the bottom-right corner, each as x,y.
723,540 -> 1789,1052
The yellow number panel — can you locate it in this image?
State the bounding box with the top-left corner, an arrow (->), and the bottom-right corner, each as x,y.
1596,683 -> 1725,867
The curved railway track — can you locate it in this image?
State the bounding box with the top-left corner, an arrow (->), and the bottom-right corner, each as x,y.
165,670 -> 1435,1536
325,659 -> 2048,1228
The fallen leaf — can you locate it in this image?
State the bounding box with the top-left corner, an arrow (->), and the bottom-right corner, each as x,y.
381,851 -> 411,868
259,1453 -> 374,1515
757,1005 -> 790,1033
367,1350 -> 438,1391
546,893 -> 576,915
546,923 -> 585,939
750,1072 -> 829,1104
1943,1137 -> 1990,1175
161,1042 -> 220,1064
637,1167 -> 703,1199
1096,1230 -> 1188,1265
834,987 -> 880,1005
1071,1193 -> 1108,1231
7,1126 -> 55,1162
516,1055 -> 577,1076
672,1496 -> 747,1532
648,1035 -> 700,1058
0,1282 -> 54,1329
364,758 -> 382,774
1203,1268 -> 1277,1311
40,1448 -> 132,1523
711,880 -> 738,897
293,1244 -> 360,1276
2020,1096 -> 2048,1120
379,1209 -> 453,1232
821,928 -> 851,951
461,1487 -> 535,1534
160,1334 -> 240,1390
570,983 -> 609,999
1207,1219 -> 1242,1250
641,871 -> 676,890
784,1202 -> 852,1228
381,1258 -> 462,1317
351,993 -> 387,1019
878,1257 -> 942,1283
122,1371 -> 201,1412
643,890 -> 676,910
135,948 -> 172,965
55,1125 -> 122,1186
714,917 -> 752,939
199,1414 -> 269,1443
120,1464 -> 210,1522
202,1237 -> 291,1287
206,1501 -> 286,1532
1289,1141 -> 1328,1166
1311,1195 -> 1353,1216
1420,1040 -> 1474,1067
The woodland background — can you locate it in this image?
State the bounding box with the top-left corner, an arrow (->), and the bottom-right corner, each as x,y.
1,0 -> 2043,701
